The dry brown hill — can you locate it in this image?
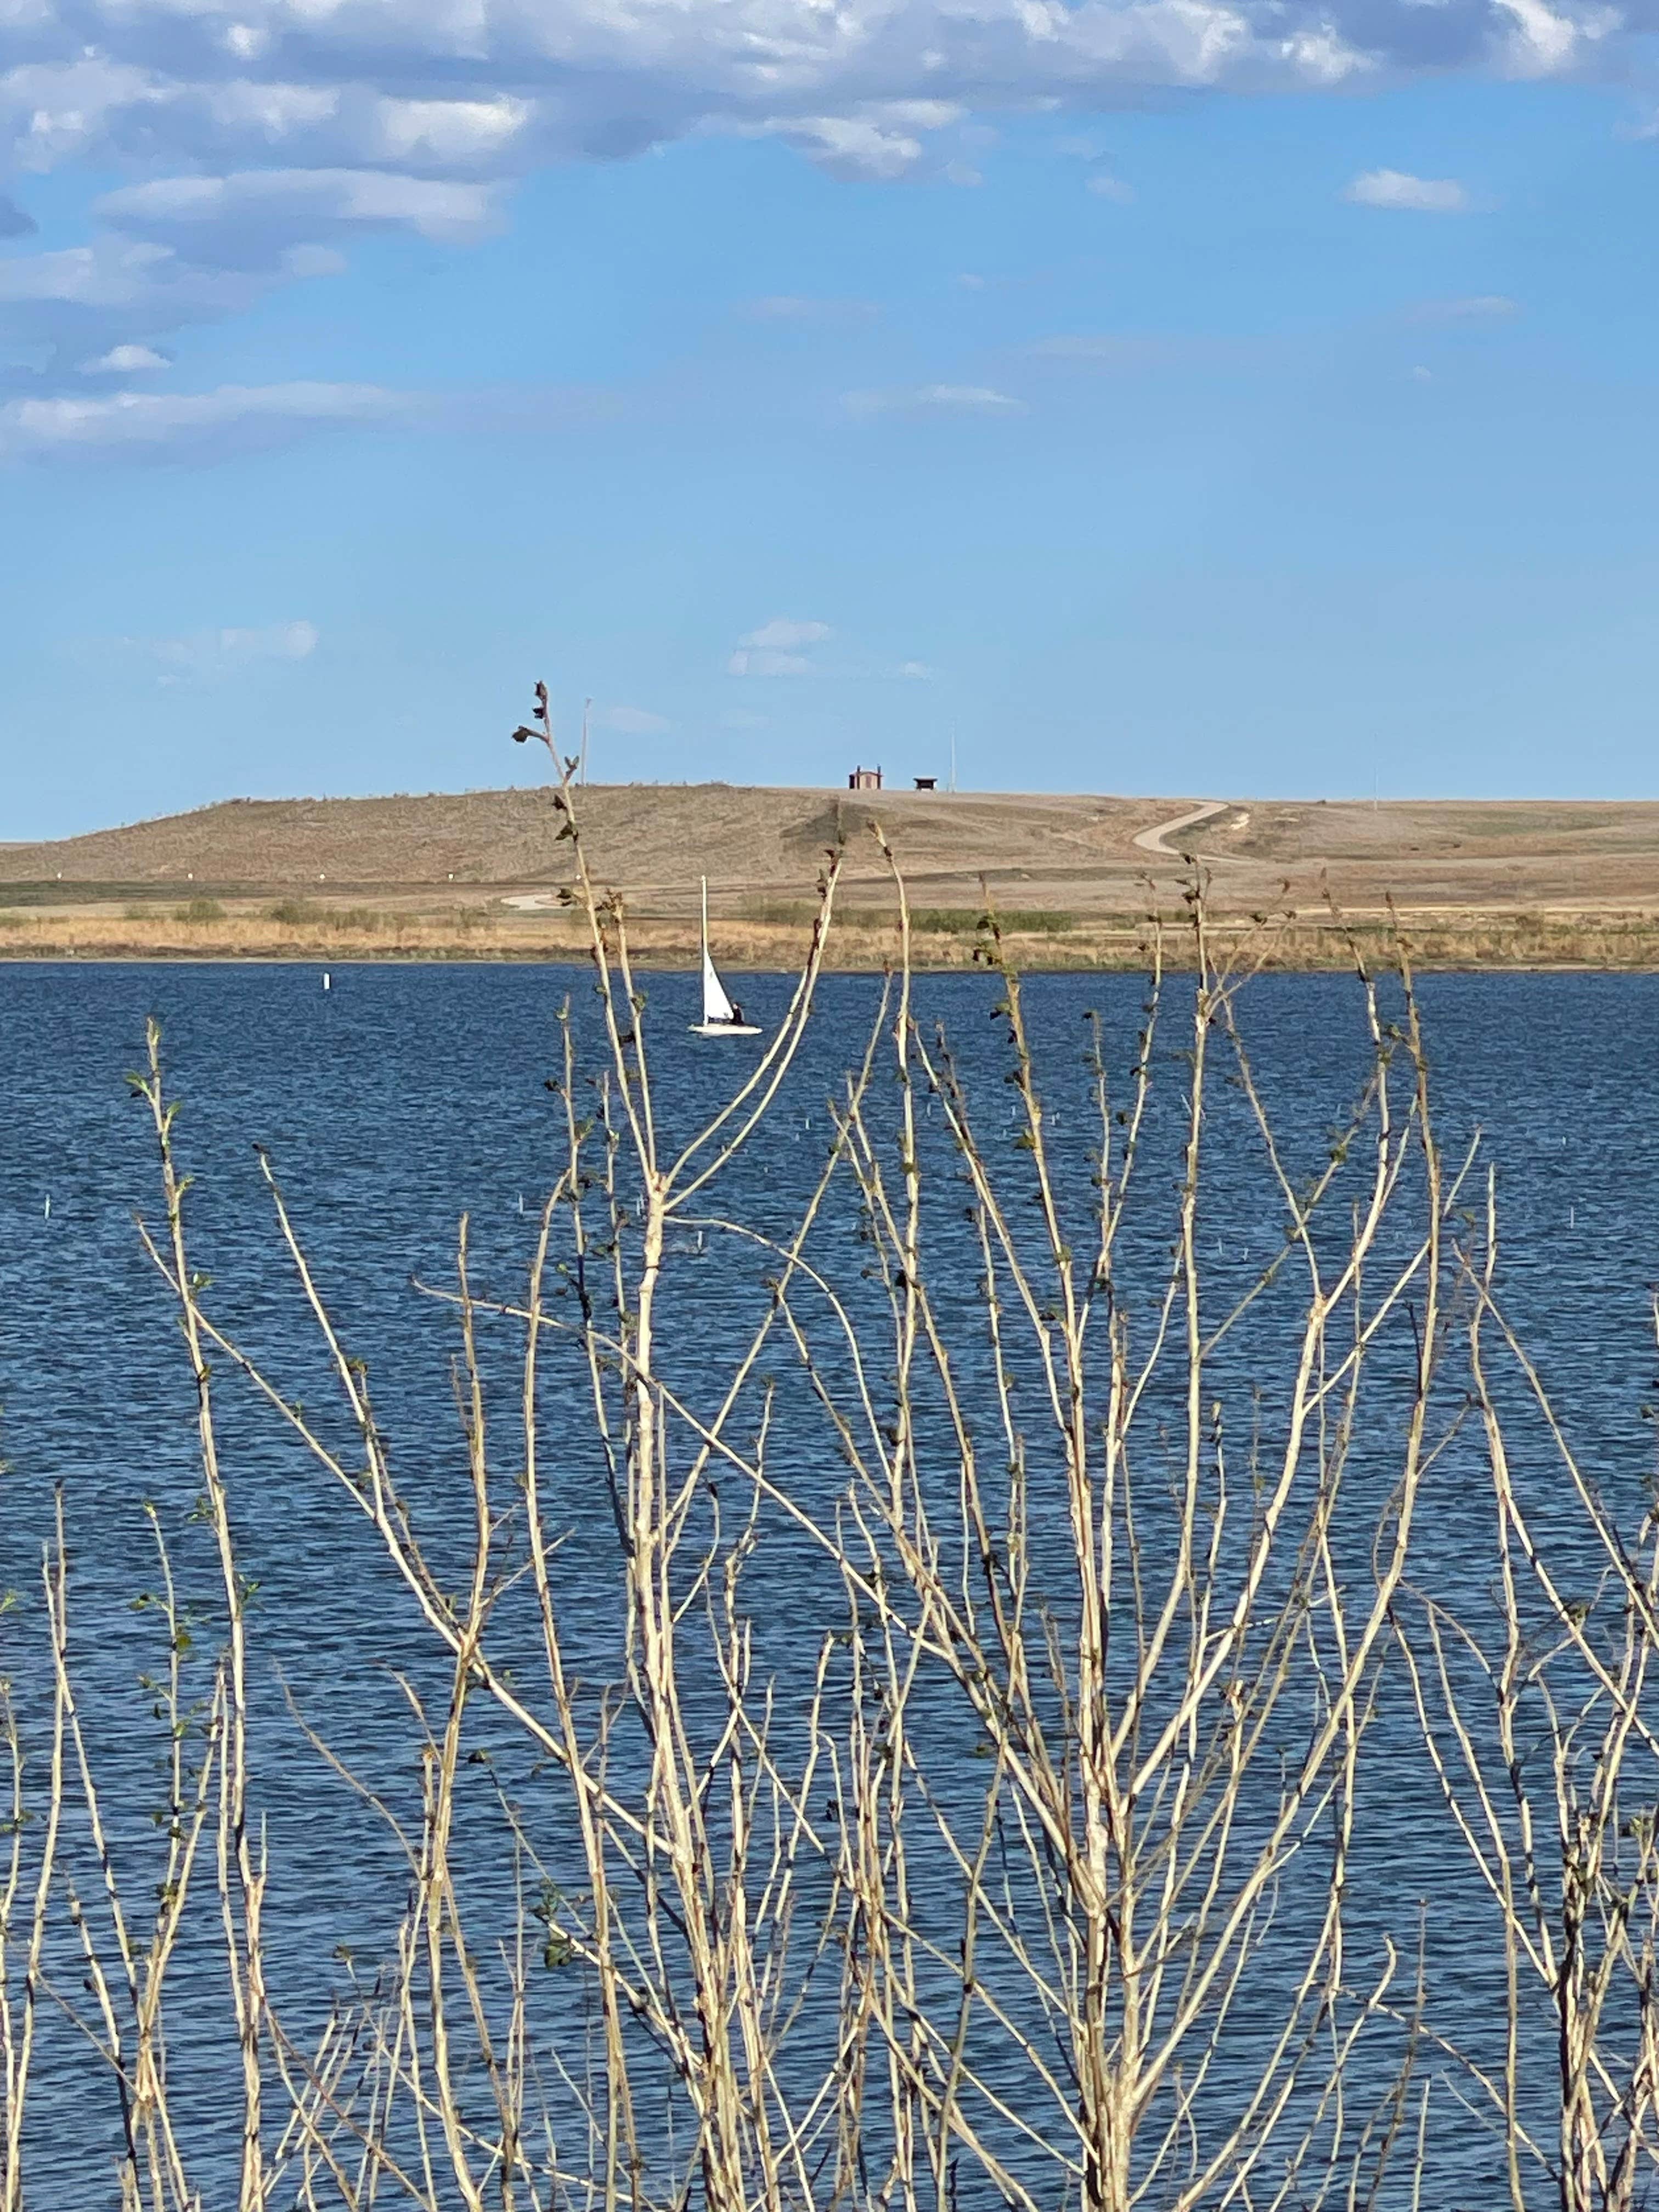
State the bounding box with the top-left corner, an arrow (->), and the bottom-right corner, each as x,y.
0,786 -> 1165,913
10,783 -> 1659,921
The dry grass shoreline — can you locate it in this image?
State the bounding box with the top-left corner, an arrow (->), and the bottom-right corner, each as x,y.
10,901 -> 1659,969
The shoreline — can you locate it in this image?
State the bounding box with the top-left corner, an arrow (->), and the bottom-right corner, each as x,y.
8,910 -> 1659,973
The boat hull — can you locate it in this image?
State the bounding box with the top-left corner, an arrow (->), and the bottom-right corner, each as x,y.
690,1023 -> 763,1037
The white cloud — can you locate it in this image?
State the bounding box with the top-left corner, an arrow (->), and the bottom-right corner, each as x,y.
1412,364 -> 1434,382
79,342 -> 170,372
765,115 -> 929,181
0,241 -> 241,316
1495,0 -> 1584,71
0,0 -> 1618,449
729,617 -> 832,678
898,661 -> 934,680
0,234 -> 324,395
120,618 -> 318,681
372,98 -> 533,170
740,618 -> 832,652
0,0 -> 1624,235
1085,172 -> 1136,201
595,703 -> 670,734
97,170 -> 498,267
844,383 -> 1025,417
1344,170 -> 1474,212
0,382 -> 406,462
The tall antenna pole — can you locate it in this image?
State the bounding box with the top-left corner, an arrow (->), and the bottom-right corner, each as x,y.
580,698 -> 591,786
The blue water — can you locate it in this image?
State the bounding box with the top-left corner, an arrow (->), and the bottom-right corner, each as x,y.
3,958 -> 1656,2208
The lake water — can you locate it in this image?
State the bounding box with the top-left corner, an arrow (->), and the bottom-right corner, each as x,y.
3,958 -> 1657,2209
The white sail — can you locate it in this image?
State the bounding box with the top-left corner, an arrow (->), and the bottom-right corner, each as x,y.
694,877 -> 757,1032
702,949 -> 736,1026
700,878 -> 737,1025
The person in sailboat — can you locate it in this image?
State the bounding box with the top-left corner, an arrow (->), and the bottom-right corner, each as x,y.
692,876 -> 761,1034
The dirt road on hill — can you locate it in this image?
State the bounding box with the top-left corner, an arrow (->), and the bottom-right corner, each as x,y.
1132,801 -> 1231,860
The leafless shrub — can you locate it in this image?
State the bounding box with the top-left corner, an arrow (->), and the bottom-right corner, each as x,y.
0,684 -> 1641,2212
1395,1177 -> 1659,2211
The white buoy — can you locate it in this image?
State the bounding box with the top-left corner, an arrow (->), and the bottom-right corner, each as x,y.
43,1196 -> 50,1220
323,972 -> 331,991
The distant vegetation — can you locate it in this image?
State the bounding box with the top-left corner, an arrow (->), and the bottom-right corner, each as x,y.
911,906 -> 1076,935
175,898 -> 225,923
741,899 -> 1077,936
0,881 -> 257,908
741,898 -> 816,926
266,899 -> 381,932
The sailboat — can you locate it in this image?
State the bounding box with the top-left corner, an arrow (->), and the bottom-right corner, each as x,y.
692,877 -> 761,1038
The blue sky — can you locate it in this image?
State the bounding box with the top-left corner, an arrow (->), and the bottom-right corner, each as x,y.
3,1 -> 1657,836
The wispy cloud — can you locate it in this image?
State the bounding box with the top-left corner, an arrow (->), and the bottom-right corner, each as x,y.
725,624 -> 935,682
759,108 -> 963,181
78,343 -> 170,373
116,619 -> 319,683
0,382 -> 409,464
743,618 -> 831,652
1344,170 -> 1474,212
595,703 -> 670,734
97,170 -> 499,268
0,235 -> 320,404
729,617 -> 831,677
1051,126 -> 1135,198
843,383 -> 1025,417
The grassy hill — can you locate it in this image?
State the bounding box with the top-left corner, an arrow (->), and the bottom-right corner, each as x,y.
10,783 -> 1659,965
